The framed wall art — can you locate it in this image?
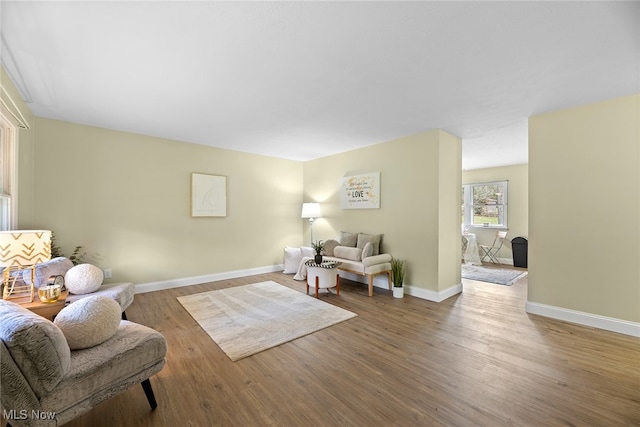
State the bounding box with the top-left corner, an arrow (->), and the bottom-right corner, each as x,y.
340,172 -> 380,209
191,173 -> 227,217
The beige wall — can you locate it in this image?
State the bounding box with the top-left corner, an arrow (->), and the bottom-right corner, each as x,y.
29,118 -> 303,284
462,163 -> 529,262
303,129 -> 462,296
529,94 -> 640,323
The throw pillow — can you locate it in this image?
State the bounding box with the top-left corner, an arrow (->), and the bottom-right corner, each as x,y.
357,233 -> 382,255
362,242 -> 374,259
340,231 -> 358,247
64,264 -> 104,295
333,245 -> 363,261
300,246 -> 315,258
54,296 -> 121,350
323,239 -> 339,256
283,247 -> 302,274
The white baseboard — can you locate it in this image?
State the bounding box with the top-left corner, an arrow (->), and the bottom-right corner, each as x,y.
406,283 -> 463,302
339,270 -> 462,302
525,301 -> 640,337
134,264 -> 284,294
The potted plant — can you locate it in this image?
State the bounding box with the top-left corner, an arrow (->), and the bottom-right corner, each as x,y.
311,240 -> 325,264
391,258 -> 406,298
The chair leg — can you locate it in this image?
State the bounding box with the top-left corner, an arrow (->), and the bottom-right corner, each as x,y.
141,378 -> 158,410
121,311 -> 128,320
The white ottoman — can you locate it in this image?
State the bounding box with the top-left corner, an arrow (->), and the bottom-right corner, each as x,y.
306,261 -> 341,298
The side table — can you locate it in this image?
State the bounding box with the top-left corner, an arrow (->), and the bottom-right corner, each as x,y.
305,260 -> 341,298
23,290 -> 69,321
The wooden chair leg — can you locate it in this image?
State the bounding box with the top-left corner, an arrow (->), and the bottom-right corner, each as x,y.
368,275 -> 374,297
141,378 -> 158,410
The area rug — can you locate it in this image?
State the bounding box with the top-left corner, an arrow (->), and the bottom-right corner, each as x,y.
461,264 -> 528,286
177,281 -> 357,361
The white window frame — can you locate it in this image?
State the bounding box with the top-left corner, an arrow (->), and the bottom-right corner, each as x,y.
0,109 -> 18,231
462,180 -> 508,229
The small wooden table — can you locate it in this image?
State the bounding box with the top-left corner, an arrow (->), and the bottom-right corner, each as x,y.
22,290 -> 69,321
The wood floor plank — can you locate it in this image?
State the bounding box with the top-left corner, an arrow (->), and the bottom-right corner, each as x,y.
5,269 -> 639,426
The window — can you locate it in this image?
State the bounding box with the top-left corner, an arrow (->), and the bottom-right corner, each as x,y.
0,112 -> 17,231
462,181 -> 508,228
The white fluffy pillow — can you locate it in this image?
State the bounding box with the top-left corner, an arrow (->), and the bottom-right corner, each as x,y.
300,246 -> 314,258
65,264 -> 104,295
54,296 -> 121,350
283,247 -> 302,274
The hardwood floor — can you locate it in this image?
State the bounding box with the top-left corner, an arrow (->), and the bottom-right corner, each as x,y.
17,268 -> 640,426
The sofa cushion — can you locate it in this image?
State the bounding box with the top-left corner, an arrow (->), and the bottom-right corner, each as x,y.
333,245 -> 363,261
323,239 -> 339,256
357,233 -> 382,255
65,263 -> 104,295
0,300 -> 71,397
54,296 -> 121,350
283,247 -> 302,274
340,231 -> 358,247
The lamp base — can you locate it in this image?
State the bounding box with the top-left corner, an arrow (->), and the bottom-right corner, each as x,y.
2,265 -> 35,303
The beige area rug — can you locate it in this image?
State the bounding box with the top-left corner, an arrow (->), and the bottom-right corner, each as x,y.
177,281 -> 357,361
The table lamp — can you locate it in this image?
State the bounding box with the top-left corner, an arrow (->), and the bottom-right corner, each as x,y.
0,230 -> 52,302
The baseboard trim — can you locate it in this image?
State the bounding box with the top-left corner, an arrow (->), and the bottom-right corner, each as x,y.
405,283 -> 463,302
135,265 -> 463,304
134,264 -> 285,294
525,301 -> 640,337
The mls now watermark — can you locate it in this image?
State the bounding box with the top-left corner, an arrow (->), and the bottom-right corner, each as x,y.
3,409 -> 56,421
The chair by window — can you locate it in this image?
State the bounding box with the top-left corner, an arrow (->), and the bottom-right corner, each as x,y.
479,231 -> 507,264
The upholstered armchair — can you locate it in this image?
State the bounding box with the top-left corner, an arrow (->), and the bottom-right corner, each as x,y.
0,298 -> 167,426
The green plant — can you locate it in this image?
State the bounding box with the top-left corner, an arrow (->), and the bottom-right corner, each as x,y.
391,258 -> 406,288
69,246 -> 86,265
50,232 -> 86,265
311,240 -> 325,255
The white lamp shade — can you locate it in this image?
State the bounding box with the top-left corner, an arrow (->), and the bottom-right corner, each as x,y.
301,203 -> 321,219
0,230 -> 52,267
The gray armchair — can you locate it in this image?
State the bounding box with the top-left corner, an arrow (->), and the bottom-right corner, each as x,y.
0,299 -> 167,426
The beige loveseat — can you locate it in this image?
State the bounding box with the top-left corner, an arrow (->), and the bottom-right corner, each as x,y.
290,232 -> 392,297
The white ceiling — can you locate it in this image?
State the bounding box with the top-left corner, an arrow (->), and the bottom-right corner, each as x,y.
1,1 -> 638,169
